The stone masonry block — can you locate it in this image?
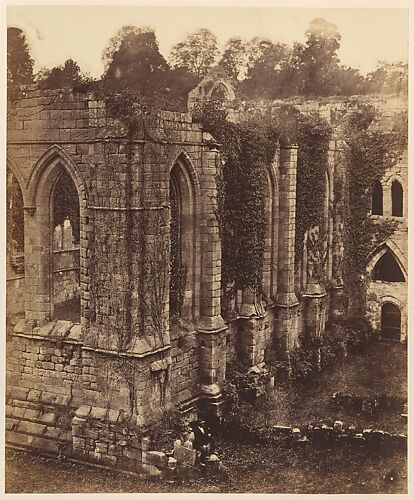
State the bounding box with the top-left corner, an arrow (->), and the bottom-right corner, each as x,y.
17,421 -> 46,436
145,451 -> 168,468
9,387 -> 29,401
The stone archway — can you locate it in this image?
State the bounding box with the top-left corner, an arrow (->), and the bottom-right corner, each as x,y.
381,302 -> 401,341
25,146 -> 88,324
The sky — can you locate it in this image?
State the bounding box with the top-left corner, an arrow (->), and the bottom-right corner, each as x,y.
7,5 -> 409,78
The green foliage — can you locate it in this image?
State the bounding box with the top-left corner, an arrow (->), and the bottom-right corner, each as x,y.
217,36 -> 248,82
366,62 -> 408,95
225,361 -> 271,402
194,101 -> 269,295
300,18 -> 341,96
289,343 -> 320,382
282,324 -> 348,382
99,26 -> 197,112
103,28 -> 168,95
194,100 -> 332,304
294,112 -> 332,269
240,40 -> 288,99
342,107 -> 407,315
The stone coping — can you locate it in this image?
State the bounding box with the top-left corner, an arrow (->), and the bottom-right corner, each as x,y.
13,319 -> 81,344
11,319 -> 173,359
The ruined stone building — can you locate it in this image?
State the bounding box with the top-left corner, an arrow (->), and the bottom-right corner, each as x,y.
6,79 -> 407,471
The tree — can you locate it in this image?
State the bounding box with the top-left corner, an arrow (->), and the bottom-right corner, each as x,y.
240,38 -> 288,99
37,58 -> 92,90
367,61 -> 408,95
103,26 -> 169,94
335,66 -> 368,96
300,18 -> 341,96
170,28 -> 219,79
218,37 -> 248,81
7,27 -> 34,93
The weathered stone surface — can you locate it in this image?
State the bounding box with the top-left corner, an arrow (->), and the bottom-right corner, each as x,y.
75,406 -> 91,419
145,451 -> 168,468
174,445 -> 196,466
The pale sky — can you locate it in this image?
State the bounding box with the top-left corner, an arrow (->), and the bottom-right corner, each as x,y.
7,5 -> 408,78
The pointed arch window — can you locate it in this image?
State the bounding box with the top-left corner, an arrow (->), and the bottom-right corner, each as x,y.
371,180 -> 383,215
391,180 -> 403,217
169,159 -> 195,320
372,251 -> 405,282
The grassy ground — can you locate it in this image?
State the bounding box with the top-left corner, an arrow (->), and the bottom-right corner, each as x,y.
5,339 -> 408,494
5,443 -> 406,494
266,340 -> 407,433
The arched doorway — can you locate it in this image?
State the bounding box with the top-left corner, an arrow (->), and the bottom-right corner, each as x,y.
51,169 -> 81,322
381,303 -> 401,341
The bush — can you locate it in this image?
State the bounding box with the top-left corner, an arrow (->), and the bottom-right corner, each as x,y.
148,408 -> 188,451
289,344 -> 319,382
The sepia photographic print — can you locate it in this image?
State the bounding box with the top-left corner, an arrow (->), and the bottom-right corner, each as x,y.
4,2 -> 410,495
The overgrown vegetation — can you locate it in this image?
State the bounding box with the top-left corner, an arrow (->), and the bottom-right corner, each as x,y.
8,18 -> 408,103
194,100 -> 332,309
342,106 -> 407,315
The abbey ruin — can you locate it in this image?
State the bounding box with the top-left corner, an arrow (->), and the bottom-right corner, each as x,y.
6,78 -> 407,474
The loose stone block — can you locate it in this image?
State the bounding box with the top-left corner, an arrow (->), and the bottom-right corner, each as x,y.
174,445 -> 196,466
146,451 -> 168,468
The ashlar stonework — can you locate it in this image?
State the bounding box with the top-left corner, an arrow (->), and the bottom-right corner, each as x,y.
6,81 -> 407,474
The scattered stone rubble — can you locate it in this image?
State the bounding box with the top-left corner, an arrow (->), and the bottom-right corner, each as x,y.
272,422 -> 407,448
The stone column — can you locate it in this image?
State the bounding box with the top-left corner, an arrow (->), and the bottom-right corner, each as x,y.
330,140 -> 347,321
197,138 -> 227,413
23,205 -> 51,324
275,145 -> 300,354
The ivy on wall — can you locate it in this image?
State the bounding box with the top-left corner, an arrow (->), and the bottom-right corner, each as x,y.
194,101 -> 272,299
342,105 -> 407,315
194,100 -> 332,309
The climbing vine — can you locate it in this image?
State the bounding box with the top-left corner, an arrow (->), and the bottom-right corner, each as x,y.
194,100 -> 332,309
194,101 -> 273,299
342,105 -> 407,315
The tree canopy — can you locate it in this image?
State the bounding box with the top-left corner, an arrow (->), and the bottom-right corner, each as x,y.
103,27 -> 169,94
7,20 -> 407,103
170,28 -> 219,79
37,59 -> 93,90
7,27 -> 34,94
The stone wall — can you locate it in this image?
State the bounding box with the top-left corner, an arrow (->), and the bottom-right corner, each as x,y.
6,85 -> 408,471
6,86 -> 229,464
365,150 -> 408,342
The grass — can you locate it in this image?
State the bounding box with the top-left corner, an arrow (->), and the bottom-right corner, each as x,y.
265,340 -> 407,433
5,442 -> 407,494
5,339 -> 408,494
